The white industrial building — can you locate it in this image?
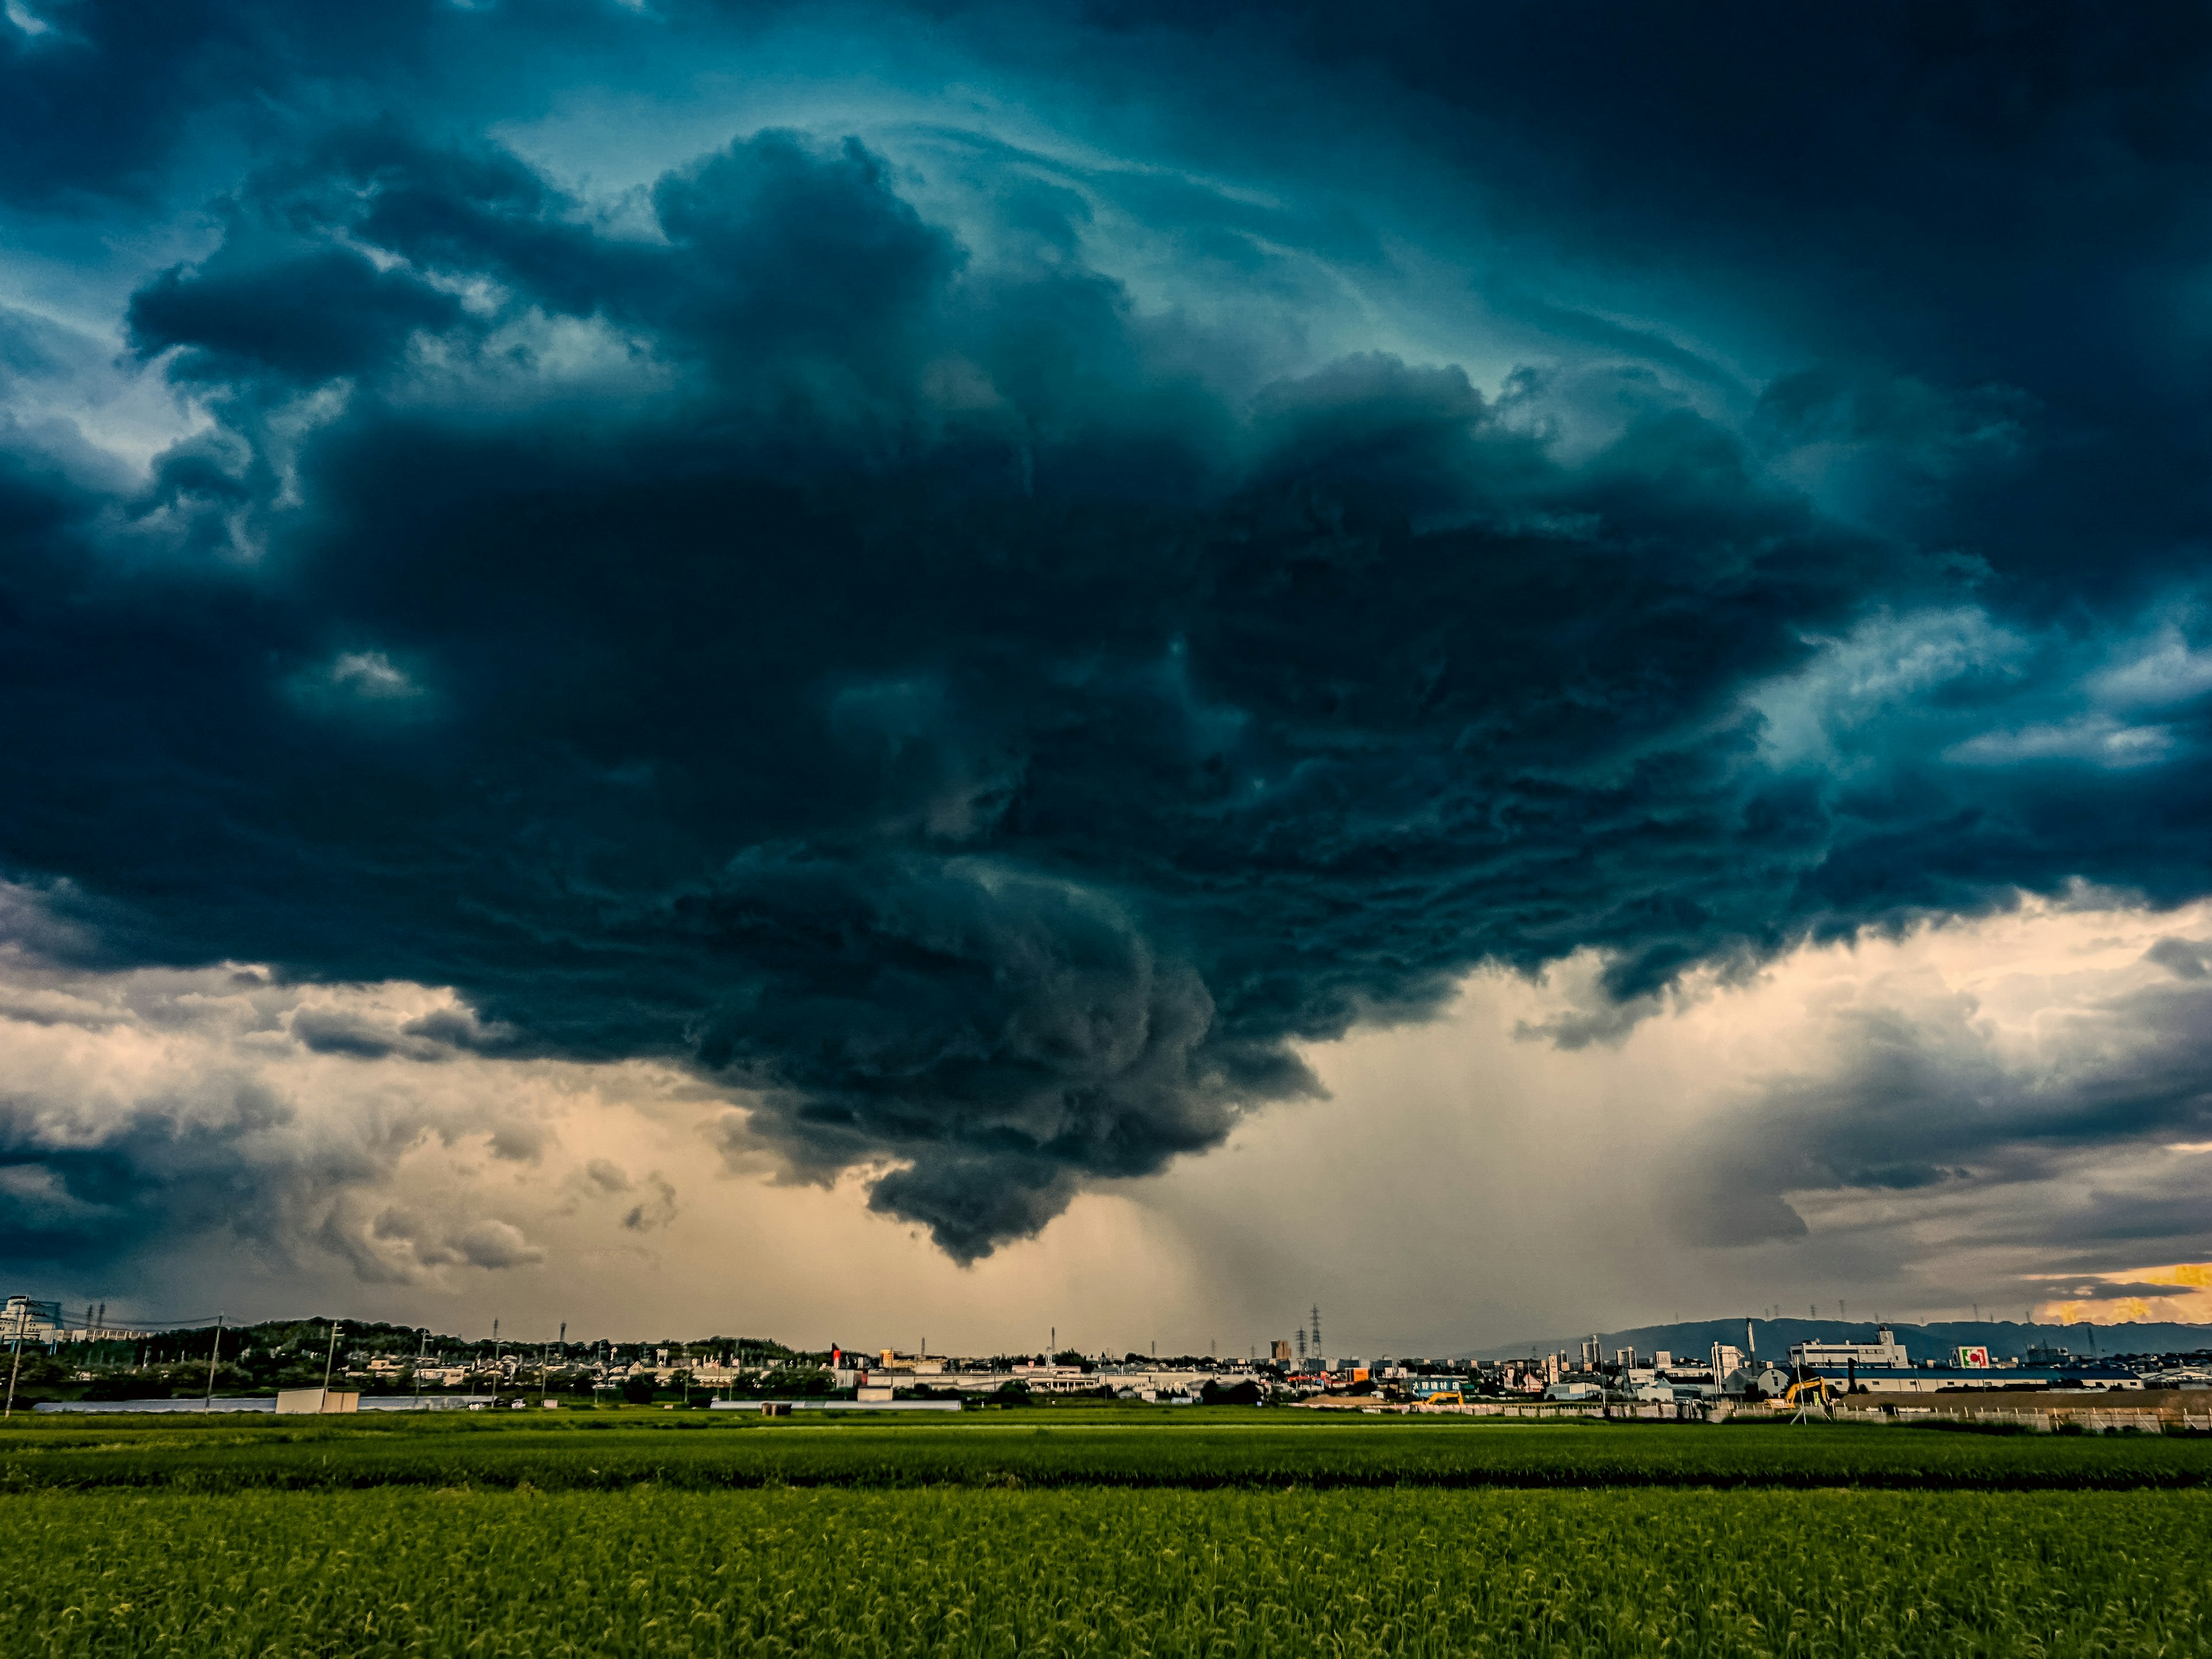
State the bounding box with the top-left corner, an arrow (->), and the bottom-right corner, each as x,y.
1789,1324 -> 1910,1369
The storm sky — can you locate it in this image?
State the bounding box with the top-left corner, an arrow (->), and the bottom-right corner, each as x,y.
2,1 -> 2209,1349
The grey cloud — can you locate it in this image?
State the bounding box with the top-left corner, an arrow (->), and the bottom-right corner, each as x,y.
579,1158 -> 630,1195
0,1074 -> 300,1261
361,1207 -> 547,1274
620,1173 -> 677,1233
2145,936 -> 2209,979
1676,969 -> 2212,1268
1677,1187 -> 1812,1249
0,956 -> 593,1282
292,1009 -> 404,1059
445,1218 -> 544,1271
291,1002 -> 517,1062
487,1122 -> 550,1164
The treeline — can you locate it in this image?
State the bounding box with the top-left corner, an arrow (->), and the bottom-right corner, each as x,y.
6,1321 -> 820,1405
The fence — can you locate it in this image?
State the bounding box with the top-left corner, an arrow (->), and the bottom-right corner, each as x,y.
1835,1402 -> 2212,1434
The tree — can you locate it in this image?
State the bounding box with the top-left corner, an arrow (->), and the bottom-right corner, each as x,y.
1201,1378 -> 1264,1407
620,1373 -> 657,1405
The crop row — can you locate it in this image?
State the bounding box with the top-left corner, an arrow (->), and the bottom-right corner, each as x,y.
6,1484 -> 2207,1657
3,1414 -> 2209,1493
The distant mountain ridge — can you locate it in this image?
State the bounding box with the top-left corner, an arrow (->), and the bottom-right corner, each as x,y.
1459,1317 -> 2212,1365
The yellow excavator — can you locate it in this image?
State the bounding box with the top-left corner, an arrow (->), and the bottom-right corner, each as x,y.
1775,1369 -> 1841,1419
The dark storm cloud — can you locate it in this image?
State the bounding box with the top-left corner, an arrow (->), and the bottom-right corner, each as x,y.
0,1078 -> 297,1260
7,2 -> 2212,1263
1244,0 -> 2212,604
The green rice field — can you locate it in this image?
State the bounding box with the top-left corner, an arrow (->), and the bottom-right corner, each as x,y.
6,1410 -> 2209,1656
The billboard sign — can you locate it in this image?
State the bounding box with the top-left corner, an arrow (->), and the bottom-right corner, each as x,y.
1953,1345 -> 1991,1369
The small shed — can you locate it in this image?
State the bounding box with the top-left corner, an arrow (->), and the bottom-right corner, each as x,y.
275,1388 -> 361,1415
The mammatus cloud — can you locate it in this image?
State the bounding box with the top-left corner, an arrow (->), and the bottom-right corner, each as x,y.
5,3 -> 2212,1275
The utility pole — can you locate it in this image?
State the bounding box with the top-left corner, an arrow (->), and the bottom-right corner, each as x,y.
415,1329 -> 426,1408
491,1319 -> 501,1408
3,1298 -> 29,1419
203,1313 -> 225,1413
323,1321 -> 342,1392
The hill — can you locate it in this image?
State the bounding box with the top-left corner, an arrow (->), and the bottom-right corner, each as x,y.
1461,1317 -> 2212,1365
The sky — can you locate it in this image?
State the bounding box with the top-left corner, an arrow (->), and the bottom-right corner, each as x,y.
2,0 -> 2209,1353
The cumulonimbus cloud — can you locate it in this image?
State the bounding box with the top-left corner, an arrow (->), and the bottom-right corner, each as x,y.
6,5 -> 2212,1269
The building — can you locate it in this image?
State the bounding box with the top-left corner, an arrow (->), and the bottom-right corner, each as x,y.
1789,1324 -> 1910,1369
978,1363 -> 1094,1395
3,1296 -> 65,1342
1737,1365 -> 1792,1399
1808,1362 -> 2144,1394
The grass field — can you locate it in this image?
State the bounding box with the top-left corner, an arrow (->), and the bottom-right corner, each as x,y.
6,1410 -> 2209,1656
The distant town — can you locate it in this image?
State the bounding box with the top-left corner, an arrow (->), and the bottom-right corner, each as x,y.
8,1296 -> 2210,1415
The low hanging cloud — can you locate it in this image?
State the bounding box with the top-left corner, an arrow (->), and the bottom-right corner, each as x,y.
1664,898 -> 2212,1280
0,924 -> 701,1286
6,4 -> 2212,1275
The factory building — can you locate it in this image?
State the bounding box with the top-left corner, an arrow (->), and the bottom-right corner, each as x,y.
1805,1362 -> 2144,1393
1789,1324 -> 1910,1369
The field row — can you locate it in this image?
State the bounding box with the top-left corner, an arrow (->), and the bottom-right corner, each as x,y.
7,1484 -> 2206,1658
5,1413 -> 2209,1493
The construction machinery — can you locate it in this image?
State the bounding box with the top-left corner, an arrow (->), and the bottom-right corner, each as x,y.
1775,1368 -> 1840,1421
